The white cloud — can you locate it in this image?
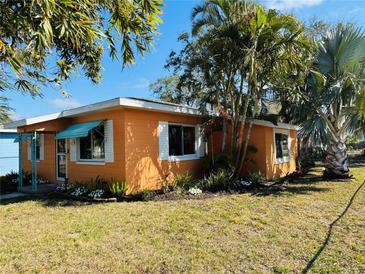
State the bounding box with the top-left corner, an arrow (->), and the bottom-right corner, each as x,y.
266,0 -> 323,10
49,98 -> 82,110
119,78 -> 150,90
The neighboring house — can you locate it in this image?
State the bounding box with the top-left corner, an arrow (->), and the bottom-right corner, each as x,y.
0,129 -> 18,176
5,97 -> 298,192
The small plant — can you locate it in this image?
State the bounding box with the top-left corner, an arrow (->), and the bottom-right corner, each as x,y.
172,173 -> 197,191
88,189 -> 105,199
70,186 -> 88,197
137,189 -> 158,201
109,179 -> 128,197
56,183 -> 71,192
188,186 -> 202,195
248,170 -> 266,185
87,176 -> 108,192
199,168 -> 233,192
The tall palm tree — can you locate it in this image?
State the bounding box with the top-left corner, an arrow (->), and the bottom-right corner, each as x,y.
192,0 -> 311,179
293,24 -> 365,178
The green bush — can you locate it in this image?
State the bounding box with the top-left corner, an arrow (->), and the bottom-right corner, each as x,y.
0,171 -> 19,194
109,179 -> 128,197
202,153 -> 233,175
199,169 -> 233,192
248,170 -> 266,185
86,176 -> 108,192
172,173 -> 197,191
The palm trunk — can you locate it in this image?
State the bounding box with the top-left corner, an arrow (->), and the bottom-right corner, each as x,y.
323,138 -> 350,179
221,117 -> 227,153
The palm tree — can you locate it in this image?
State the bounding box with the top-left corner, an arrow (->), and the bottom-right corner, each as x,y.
292,24 -> 365,178
192,0 -> 311,179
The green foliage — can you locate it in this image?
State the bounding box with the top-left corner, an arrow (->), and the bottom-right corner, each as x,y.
0,96 -> 12,123
248,170 -> 266,185
150,74 -> 194,105
202,153 -> 234,175
108,179 -> 128,197
199,169 -> 233,192
0,171 -> 19,194
0,0 -> 163,119
165,0 -> 312,180
171,173 -> 198,191
75,176 -> 108,192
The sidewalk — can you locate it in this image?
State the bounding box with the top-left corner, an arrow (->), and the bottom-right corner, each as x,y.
0,192 -> 27,202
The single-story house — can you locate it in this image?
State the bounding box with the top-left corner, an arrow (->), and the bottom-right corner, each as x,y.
0,128 -> 18,175
5,97 -> 298,193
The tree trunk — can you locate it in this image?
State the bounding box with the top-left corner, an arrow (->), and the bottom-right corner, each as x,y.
323,138 -> 350,179
221,117 -> 227,153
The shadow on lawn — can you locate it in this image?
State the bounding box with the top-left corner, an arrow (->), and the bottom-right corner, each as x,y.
0,193 -> 93,207
250,184 -> 329,197
302,179 -> 365,273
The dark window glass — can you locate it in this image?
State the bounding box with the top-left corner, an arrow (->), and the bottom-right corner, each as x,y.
275,133 -> 283,159
282,135 -> 289,157
57,139 -> 66,153
35,135 -> 41,160
183,127 -> 195,155
169,125 -> 183,156
92,126 -> 105,159
79,125 -> 104,160
275,133 -> 289,159
80,132 -> 92,159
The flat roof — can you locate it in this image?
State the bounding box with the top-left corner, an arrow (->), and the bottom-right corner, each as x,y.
0,129 -> 17,133
4,97 -> 298,130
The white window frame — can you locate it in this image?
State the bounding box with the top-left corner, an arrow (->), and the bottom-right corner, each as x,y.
273,128 -> 290,164
167,122 -> 199,162
77,125 -> 105,163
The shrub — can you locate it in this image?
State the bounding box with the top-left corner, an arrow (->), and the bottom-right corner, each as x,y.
172,173 -> 197,191
86,176 -> 108,192
109,179 -> 128,197
188,186 -> 202,195
88,189 -> 105,199
0,171 -> 19,194
70,186 -> 88,197
202,153 -> 233,176
248,170 -> 266,185
199,169 -> 233,192
137,189 -> 158,201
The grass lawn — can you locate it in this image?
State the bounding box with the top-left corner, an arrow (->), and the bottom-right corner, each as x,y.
1,167 -> 365,273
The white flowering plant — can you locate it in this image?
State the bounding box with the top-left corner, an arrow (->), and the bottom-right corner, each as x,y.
70,187 -> 88,197
188,186 -> 202,195
56,183 -> 71,192
88,189 -> 105,199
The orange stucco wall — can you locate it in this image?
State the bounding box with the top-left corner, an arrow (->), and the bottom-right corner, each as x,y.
19,107 -> 297,192
211,123 -> 298,180
124,108 -> 203,192
19,108 -> 126,185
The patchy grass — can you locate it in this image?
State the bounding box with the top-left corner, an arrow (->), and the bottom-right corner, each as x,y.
1,167 -> 364,273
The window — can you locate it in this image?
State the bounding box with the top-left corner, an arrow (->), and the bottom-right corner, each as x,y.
274,132 -> 289,163
168,125 -> 196,156
35,135 -> 41,160
79,125 -> 105,161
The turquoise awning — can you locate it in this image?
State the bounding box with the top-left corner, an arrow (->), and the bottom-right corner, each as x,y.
14,133 -> 32,143
56,120 -> 103,140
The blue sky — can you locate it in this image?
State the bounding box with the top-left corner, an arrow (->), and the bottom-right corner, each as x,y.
4,0 -> 365,120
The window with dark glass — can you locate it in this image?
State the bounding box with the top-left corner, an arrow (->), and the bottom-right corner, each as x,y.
35,135 -> 41,160
275,133 -> 289,160
79,125 -> 105,160
168,125 -> 196,156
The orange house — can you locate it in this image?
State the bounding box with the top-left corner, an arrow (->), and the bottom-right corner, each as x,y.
5,97 -> 298,193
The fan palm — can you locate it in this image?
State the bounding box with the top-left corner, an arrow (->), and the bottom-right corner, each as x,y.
297,24 -> 365,178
